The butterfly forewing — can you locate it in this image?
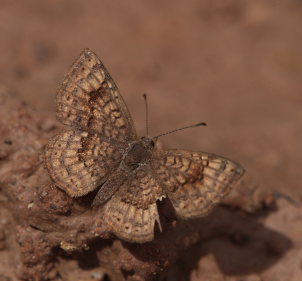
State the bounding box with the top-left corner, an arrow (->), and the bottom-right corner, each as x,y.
56,48 -> 137,142
45,49 -> 138,197
152,150 -> 244,219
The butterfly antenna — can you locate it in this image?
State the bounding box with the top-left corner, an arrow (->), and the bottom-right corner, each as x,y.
153,122 -> 207,139
143,93 -> 149,136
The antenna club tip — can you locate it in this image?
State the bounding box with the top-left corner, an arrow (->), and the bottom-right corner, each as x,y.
196,122 -> 207,126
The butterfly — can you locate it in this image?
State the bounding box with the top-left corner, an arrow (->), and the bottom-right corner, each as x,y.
44,48 -> 244,243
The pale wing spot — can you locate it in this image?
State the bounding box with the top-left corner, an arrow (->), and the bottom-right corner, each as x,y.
92,69 -> 106,84
203,167 -> 217,178
79,65 -> 91,77
106,146 -> 114,155
176,174 -> 186,184
142,187 -> 151,196
86,74 -> 100,90
95,94 -> 110,107
173,161 -> 182,169
112,212 -> 123,223
135,208 -> 143,224
83,55 -> 97,69
179,159 -> 190,172
107,81 -> 113,88
60,169 -> 68,178
77,78 -> 94,93
123,222 -> 132,233
64,157 -> 79,166
92,108 -> 102,119
65,150 -> 77,157
84,158 -> 95,167
225,164 -> 236,173
166,156 -> 175,165
105,101 -> 118,114
204,176 -> 215,188
116,118 -> 126,128
208,160 -> 223,170
52,159 -> 60,167
65,81 -> 76,93
217,173 -> 228,183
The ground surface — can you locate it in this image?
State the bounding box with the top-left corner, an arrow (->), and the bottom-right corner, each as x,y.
0,0 -> 301,280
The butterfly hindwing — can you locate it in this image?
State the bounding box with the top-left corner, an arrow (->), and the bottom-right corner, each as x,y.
44,130 -> 122,197
103,167 -> 164,242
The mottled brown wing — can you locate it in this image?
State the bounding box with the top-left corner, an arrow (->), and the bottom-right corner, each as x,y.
56,48 -> 137,142
44,130 -> 122,197
103,167 -> 164,243
152,150 -> 244,219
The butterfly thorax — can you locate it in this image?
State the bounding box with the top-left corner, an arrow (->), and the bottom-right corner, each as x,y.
122,137 -> 155,170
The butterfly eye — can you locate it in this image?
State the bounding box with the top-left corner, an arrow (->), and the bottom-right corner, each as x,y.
151,140 -> 155,147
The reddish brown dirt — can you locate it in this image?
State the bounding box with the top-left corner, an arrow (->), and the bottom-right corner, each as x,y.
0,0 -> 301,280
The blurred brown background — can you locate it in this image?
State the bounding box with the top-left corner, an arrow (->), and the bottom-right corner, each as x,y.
1,1 -> 302,281
0,1 -> 301,202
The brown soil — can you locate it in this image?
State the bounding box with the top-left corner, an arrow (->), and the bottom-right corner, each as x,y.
0,0 -> 301,280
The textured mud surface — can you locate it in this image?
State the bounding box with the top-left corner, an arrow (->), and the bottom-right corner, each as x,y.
0,0 -> 302,280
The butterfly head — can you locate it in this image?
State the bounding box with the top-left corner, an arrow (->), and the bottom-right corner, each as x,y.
140,136 -> 155,148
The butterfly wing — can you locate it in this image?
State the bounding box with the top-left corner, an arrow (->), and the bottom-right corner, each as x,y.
103,167 -> 164,243
56,48 -> 137,142
45,49 -> 137,196
44,130 -> 122,197
152,150 -> 244,219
